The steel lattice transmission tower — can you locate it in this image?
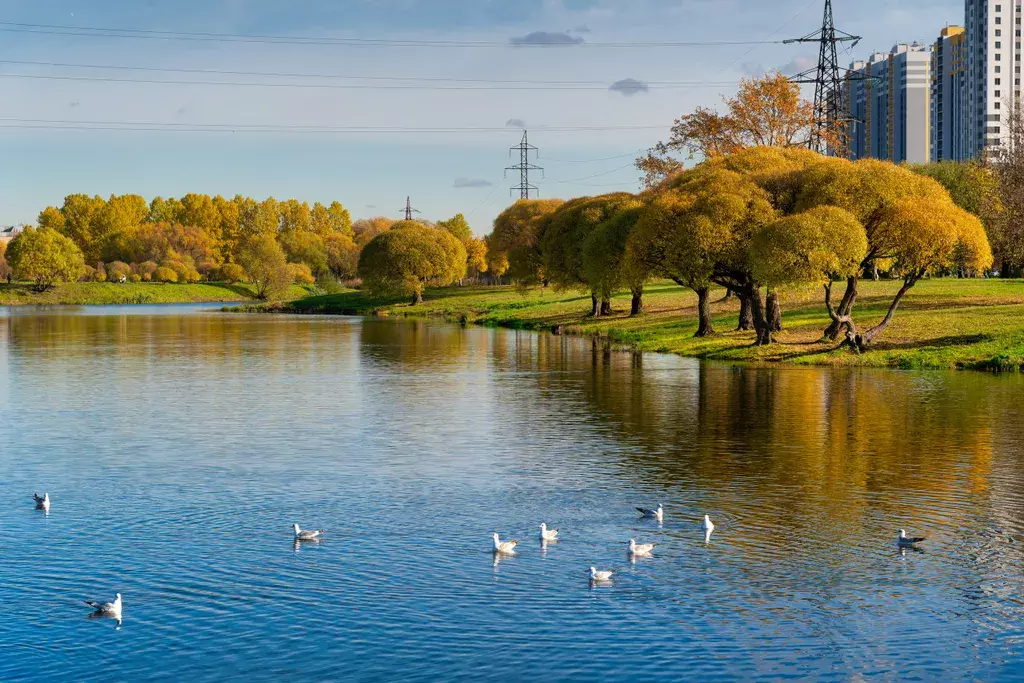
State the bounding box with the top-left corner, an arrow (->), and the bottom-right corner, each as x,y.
784,0 -> 864,155
400,196 -> 421,221
505,130 -> 544,199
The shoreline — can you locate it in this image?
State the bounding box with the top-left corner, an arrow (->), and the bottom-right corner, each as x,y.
0,282 -> 312,307
268,280 -> 1024,373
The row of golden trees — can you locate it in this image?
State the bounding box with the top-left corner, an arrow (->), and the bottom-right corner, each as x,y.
485,146 -> 992,350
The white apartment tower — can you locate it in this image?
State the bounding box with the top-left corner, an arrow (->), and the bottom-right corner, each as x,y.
845,44 -> 932,163
965,0 -> 1023,156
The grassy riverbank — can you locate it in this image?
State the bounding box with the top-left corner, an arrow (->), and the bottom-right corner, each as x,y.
284,279 -> 1024,371
0,281 -> 312,306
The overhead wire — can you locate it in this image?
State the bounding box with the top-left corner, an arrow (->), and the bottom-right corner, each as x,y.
0,21 -> 788,49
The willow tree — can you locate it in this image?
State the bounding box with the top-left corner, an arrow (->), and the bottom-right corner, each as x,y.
751,206 -> 868,342
358,222 -> 467,305
582,203 -> 648,316
630,167 -> 776,339
541,193 -> 637,317
488,199 -> 563,286
794,158 -> 948,340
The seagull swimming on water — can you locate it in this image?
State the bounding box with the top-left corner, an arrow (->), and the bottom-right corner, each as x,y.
636,504 -> 663,522
539,523 -> 559,542
85,593 -> 122,617
897,529 -> 926,547
701,515 -> 715,534
33,493 -> 50,513
628,538 -> 655,555
492,533 -> 518,554
589,567 -> 614,582
293,524 -> 325,541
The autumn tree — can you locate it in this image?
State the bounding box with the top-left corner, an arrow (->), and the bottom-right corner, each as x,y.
352,216 -> 394,248
910,161 -> 1006,275
6,227 -> 85,291
238,234 -> 292,300
488,199 -> 564,286
438,213 -> 473,243
583,204 -> 648,316
637,71 -> 816,187
279,230 -> 328,275
0,240 -> 10,283
358,222 -> 467,305
324,233 -> 360,280
311,201 -> 352,237
465,237 -> 488,282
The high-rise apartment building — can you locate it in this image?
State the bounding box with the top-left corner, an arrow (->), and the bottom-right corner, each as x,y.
965,0 -> 1023,156
845,44 -> 932,163
931,26 -> 969,160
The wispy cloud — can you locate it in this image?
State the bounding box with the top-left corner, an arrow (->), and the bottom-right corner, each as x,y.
609,78 -> 649,96
454,177 -> 493,188
780,56 -> 815,76
506,118 -> 527,129
509,31 -> 584,47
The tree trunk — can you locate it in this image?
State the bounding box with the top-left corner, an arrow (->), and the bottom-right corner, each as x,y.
716,288 -> 734,304
855,273 -> 920,351
749,288 -> 772,345
1001,260 -> 1012,279
589,292 -> 600,317
630,286 -> 644,316
823,281 -> 858,348
766,290 -> 782,332
600,298 -> 613,316
694,286 -> 715,337
823,276 -> 858,340
411,289 -> 423,306
736,292 -> 754,331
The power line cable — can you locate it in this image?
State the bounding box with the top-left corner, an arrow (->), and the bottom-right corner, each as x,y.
547,163 -> 636,184
0,59 -> 739,87
0,21 -> 787,48
0,72 -> 735,91
539,149 -> 645,163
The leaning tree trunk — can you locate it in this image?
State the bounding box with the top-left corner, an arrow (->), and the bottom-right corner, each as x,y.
736,292 -> 754,331
855,273 -> 921,351
716,288 -> 734,304
411,289 -> 424,305
766,290 -> 782,332
824,281 -> 859,348
694,286 -> 715,338
630,286 -> 644,316
823,276 -> 859,340
589,292 -> 600,317
600,298 -> 613,317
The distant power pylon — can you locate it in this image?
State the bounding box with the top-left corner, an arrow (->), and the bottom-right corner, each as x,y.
400,196 -> 421,221
505,130 -> 543,199
784,0 -> 866,155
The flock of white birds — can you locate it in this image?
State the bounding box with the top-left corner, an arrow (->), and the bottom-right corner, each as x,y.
31,491 -> 926,627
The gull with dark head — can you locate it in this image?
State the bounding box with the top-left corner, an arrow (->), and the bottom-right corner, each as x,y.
33,493 -> 50,513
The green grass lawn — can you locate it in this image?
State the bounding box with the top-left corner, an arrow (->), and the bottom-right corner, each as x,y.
285,278 -> 1024,371
0,281 -> 312,306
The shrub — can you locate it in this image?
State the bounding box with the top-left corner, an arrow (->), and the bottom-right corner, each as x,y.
138,261 -> 158,277
79,265 -> 96,282
6,227 -> 86,291
358,223 -> 467,304
107,261 -> 131,283
153,266 -> 179,283
238,234 -> 292,300
142,271 -> 152,282
218,263 -> 246,284
287,262 -> 315,285
129,273 -> 142,283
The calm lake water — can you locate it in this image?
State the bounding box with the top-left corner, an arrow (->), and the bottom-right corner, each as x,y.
2,305 -> 1024,681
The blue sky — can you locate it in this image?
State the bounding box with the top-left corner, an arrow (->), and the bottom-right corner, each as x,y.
0,0 -> 959,234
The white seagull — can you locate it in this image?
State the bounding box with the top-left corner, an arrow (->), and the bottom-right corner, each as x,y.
492,533 -> 518,554
589,567 -> 614,582
539,523 -> 559,542
85,593 -> 122,618
636,504 -> 663,522
701,515 -> 715,534
897,529 -> 926,547
33,493 -> 50,513
293,524 -> 325,541
628,538 -> 655,555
